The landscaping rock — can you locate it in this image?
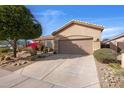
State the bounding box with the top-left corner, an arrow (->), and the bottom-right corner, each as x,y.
13,58 -> 20,61
0,56 -> 5,61
13,63 -> 17,66
5,56 -> 11,61
96,61 -> 121,88
13,63 -> 20,66
2,61 -> 8,64
20,51 -> 27,54
19,63 -> 22,66
12,60 -> 29,66
22,61 -> 28,64
19,60 -> 28,65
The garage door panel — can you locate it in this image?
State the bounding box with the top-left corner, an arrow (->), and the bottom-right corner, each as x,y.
58,39 -> 92,55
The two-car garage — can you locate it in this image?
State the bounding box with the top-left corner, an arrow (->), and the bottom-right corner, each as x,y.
58,38 -> 93,55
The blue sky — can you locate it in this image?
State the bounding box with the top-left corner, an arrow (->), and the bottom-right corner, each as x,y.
26,5 -> 124,40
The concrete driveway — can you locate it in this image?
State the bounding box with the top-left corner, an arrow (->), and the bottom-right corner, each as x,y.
0,68 -> 12,78
0,54 -> 100,88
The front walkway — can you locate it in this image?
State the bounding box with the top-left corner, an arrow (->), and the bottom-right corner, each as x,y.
0,54 -> 100,88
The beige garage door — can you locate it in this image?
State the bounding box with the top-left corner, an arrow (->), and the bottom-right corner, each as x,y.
58,39 -> 93,55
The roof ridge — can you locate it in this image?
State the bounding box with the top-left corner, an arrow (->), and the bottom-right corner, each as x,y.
70,19 -> 104,27
52,19 -> 104,35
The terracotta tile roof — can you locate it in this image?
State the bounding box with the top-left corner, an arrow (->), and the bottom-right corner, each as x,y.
52,20 -> 104,36
33,35 -> 54,41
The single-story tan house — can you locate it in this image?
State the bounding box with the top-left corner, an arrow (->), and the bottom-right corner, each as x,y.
102,33 -> 124,52
52,20 -> 104,55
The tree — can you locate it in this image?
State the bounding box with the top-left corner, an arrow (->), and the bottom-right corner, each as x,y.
0,5 -> 42,57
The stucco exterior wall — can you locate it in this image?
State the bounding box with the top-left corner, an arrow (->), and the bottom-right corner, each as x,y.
44,40 -> 54,49
108,37 -> 124,52
54,24 -> 102,51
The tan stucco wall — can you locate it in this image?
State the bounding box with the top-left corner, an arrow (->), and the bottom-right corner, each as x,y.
44,40 -> 54,49
108,37 -> 124,51
54,24 -> 102,51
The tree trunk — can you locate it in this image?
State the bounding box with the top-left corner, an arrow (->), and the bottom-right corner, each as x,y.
13,38 -> 17,58
25,39 -> 27,48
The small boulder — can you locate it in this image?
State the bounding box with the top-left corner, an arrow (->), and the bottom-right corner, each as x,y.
22,61 -> 28,64
13,63 -> 21,66
19,60 -> 28,65
19,63 -> 22,66
13,63 -> 17,66
1,61 -> 8,64
0,55 -> 5,61
20,51 -> 27,54
5,56 -> 11,61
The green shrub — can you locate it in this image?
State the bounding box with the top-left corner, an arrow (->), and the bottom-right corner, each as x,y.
37,45 -> 44,51
93,48 -> 117,64
0,48 -> 10,53
43,47 -> 48,53
121,49 -> 124,53
116,69 -> 124,76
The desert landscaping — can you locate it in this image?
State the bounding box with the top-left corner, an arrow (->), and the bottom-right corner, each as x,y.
0,47 -> 53,71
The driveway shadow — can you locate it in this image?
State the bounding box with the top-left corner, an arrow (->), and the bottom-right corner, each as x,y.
34,53 -> 88,62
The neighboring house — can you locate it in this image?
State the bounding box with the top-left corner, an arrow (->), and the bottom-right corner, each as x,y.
33,35 -> 54,49
52,20 -> 104,55
102,33 -> 124,52
0,41 -> 11,48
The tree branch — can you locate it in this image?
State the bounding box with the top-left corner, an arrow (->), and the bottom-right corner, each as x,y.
5,39 -> 14,48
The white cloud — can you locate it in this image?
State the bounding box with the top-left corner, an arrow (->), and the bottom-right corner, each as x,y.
102,33 -> 119,39
41,10 -> 65,25
32,9 -> 66,17
102,27 -> 124,39
104,27 -> 124,32
41,10 -> 66,16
